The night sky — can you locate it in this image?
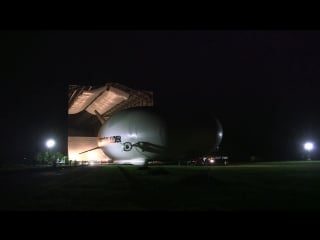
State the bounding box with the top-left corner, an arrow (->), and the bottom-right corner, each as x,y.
1,30 -> 320,163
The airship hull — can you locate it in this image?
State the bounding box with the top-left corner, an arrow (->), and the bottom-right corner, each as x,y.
98,107 -> 222,165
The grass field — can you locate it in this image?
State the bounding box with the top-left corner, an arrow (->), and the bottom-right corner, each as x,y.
1,161 -> 320,211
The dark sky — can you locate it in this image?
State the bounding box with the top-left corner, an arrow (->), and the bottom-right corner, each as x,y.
1,30 -> 320,163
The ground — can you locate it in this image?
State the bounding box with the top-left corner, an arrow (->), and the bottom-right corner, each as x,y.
1,161 -> 320,211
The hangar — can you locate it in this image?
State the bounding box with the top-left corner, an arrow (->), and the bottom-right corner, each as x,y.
68,82 -> 153,163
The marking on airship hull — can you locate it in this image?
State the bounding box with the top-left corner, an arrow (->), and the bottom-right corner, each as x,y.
123,142 -> 133,151
98,135 -> 122,146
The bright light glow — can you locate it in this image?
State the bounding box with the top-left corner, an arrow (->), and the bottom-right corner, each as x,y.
304,142 -> 314,151
98,138 -> 111,147
210,159 -> 215,163
88,151 -> 100,161
218,132 -> 223,137
114,158 -> 146,165
69,153 -> 79,161
46,139 -> 55,148
128,133 -> 137,138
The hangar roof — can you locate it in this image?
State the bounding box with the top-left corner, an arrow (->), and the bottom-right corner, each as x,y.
68,82 -> 153,136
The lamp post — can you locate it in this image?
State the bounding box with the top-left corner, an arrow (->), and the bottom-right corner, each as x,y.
46,139 -> 56,166
304,141 -> 314,160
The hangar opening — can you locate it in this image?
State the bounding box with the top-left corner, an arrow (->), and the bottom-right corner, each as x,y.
68,82 -> 153,164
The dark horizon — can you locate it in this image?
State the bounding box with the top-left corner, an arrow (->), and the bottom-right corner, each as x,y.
1,30 -> 320,164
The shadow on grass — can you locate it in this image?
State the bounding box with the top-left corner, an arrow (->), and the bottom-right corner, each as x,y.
137,166 -> 171,175
179,174 -> 223,186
